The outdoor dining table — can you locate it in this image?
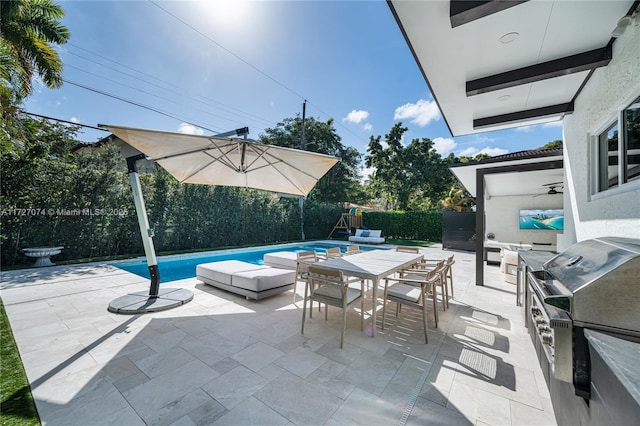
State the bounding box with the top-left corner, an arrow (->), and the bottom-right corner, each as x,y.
315,249 -> 424,337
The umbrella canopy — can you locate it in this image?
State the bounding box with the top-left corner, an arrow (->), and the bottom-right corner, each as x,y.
101,125 -> 339,196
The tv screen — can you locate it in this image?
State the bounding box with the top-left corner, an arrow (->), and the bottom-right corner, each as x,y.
519,209 -> 564,230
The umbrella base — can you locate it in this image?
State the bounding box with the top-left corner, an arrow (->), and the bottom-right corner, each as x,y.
108,288 -> 193,314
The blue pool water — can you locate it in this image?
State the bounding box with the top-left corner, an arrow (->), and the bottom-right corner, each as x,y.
116,242 -> 370,283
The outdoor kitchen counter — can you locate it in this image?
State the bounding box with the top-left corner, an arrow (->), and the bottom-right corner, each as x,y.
518,250 -> 555,271
517,250 -> 555,306
585,329 -> 640,425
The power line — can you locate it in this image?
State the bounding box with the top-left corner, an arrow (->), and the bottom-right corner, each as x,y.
62,79 -> 222,133
65,45 -> 275,127
64,64 -> 261,130
21,110 -> 109,131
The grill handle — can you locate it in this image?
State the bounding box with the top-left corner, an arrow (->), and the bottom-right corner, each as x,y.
566,255 -> 583,267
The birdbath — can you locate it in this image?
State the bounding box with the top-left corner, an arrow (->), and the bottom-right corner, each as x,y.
22,246 -> 64,267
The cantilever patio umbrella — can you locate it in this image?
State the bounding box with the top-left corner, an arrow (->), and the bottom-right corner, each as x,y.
99,124 -> 339,314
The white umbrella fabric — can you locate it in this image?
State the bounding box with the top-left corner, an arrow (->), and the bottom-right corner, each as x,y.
102,125 -> 339,197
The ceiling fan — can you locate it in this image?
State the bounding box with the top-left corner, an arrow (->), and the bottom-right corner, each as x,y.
535,182 -> 564,196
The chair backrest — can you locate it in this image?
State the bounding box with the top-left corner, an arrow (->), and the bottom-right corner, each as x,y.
297,250 -> 318,262
396,246 -> 420,253
446,254 -> 455,266
346,245 -> 361,254
325,247 -> 343,259
308,265 -> 343,281
297,250 -> 318,274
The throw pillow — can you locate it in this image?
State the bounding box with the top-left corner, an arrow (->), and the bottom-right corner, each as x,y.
361,230 -> 370,237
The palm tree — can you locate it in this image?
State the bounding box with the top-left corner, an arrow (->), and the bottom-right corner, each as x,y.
440,185 -> 475,212
1,0 -> 69,97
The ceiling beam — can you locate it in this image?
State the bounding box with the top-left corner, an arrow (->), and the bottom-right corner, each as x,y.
473,102 -> 574,130
450,0 -> 529,28
466,47 -> 612,96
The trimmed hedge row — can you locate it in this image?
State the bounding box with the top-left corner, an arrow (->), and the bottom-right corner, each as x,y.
362,211 -> 442,241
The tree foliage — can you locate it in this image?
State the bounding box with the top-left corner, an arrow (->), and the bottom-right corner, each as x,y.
364,122 -> 457,210
259,116 -> 365,204
0,0 -> 69,96
1,0 -> 70,152
538,139 -> 562,149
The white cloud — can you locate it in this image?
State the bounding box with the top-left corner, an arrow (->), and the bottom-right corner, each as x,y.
458,146 -> 509,157
70,116 -> 80,123
515,126 -> 534,133
343,110 -> 369,124
393,99 -> 440,127
362,123 -> 372,131
177,123 -> 204,135
432,137 -> 456,155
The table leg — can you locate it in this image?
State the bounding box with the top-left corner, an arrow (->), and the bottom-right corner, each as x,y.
370,278 -> 378,337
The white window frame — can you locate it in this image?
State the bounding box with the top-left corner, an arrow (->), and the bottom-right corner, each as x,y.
590,89 -> 640,201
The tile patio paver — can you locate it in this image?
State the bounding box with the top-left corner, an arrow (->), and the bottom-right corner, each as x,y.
0,245 -> 557,425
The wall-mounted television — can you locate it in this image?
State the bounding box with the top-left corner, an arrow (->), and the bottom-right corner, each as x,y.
519,209 -> 564,230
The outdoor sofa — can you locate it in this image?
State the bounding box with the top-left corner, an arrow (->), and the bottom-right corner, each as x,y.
196,260 -> 296,300
349,229 -> 385,244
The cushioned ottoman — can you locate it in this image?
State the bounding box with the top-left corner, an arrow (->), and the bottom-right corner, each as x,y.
263,251 -> 298,270
196,260 -> 295,300
196,260 -> 268,286
233,268 -> 296,293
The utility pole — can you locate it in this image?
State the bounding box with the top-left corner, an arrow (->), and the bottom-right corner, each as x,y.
299,100 -> 307,240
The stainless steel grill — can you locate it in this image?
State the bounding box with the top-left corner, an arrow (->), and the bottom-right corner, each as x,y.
542,237 -> 640,334
526,236 -> 640,399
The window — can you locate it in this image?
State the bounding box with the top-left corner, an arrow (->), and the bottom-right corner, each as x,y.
623,96 -> 640,184
598,122 -> 618,191
595,96 -> 640,193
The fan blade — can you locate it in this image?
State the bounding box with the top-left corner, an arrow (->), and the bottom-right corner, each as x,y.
543,181 -> 563,187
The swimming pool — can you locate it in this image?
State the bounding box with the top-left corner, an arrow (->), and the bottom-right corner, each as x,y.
116,242 -> 373,282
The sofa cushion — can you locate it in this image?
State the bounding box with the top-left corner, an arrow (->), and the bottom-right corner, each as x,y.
196,260 -> 267,286
232,268 -> 296,292
263,251 -> 298,270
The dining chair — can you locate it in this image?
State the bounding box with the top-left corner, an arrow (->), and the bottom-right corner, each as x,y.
294,250 -> 319,303
402,260 -> 448,310
301,265 -> 365,348
443,255 -> 455,300
381,268 -> 440,343
324,247 -> 343,259
346,245 -> 361,255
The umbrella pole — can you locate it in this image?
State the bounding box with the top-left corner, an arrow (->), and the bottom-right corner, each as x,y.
126,155 -> 161,297
107,154 -> 193,314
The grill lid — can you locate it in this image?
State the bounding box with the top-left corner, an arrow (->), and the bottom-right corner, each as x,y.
542,237 -> 640,333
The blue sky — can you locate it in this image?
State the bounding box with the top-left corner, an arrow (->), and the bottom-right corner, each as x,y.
26,0 -> 562,168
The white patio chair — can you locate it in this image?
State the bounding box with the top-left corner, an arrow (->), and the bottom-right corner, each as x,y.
381,268 -> 440,343
301,265 -> 365,348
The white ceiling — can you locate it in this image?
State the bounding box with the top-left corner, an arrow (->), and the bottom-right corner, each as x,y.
450,154 -> 564,198
389,0 -> 634,136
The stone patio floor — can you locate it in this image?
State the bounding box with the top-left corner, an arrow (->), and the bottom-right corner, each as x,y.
0,245 -> 557,425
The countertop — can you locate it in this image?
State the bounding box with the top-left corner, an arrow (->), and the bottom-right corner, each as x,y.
585,329 -> 640,406
518,250 -> 556,271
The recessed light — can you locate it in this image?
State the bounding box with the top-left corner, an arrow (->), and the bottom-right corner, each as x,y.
498,95 -> 511,101
499,32 -> 519,44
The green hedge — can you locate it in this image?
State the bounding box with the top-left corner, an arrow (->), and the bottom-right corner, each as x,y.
362,211 -> 442,241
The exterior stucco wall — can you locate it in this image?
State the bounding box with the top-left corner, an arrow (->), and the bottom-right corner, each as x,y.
561,21 -> 640,250
485,195 -> 562,245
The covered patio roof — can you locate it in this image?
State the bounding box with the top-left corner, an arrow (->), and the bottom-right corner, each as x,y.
451,148 -> 564,198
388,0 -> 637,136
